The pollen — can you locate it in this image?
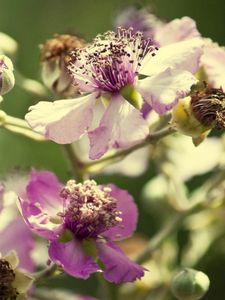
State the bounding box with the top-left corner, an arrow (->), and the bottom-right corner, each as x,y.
60,180 -> 122,239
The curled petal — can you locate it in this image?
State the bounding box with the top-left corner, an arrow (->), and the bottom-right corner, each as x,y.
140,38 -> 203,76
26,93 -> 97,144
97,240 -> 145,284
18,170 -> 64,240
0,217 -> 34,271
88,95 -> 149,159
18,196 -> 63,240
49,240 -> 100,279
103,185 -> 138,241
155,17 -> 200,46
201,44 -> 225,89
138,68 -> 198,114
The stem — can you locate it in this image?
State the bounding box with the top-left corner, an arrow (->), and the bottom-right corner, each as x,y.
96,274 -> 114,300
34,264 -> 58,284
84,126 -> 176,173
136,201 -> 203,264
63,144 -> 86,181
136,168 -> 225,265
14,69 -> 47,97
0,111 -> 45,141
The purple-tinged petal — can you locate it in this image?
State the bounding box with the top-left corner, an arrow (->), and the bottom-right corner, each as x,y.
26,170 -> 63,215
138,68 -> 198,114
18,170 -> 64,240
141,102 -> 152,119
49,240 -> 100,279
96,240 -> 145,284
0,217 -> 34,272
155,17 -> 200,46
103,185 -> 138,241
140,38 -> 203,76
88,95 -> 149,159
201,44 -> 225,89
26,93 -> 97,144
18,196 -> 63,240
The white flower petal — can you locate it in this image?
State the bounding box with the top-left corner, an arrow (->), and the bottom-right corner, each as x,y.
140,38 -> 203,76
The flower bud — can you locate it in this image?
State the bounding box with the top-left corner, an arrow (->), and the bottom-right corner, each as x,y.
172,84 -> 225,139
40,34 -> 85,98
171,268 -> 210,300
0,55 -> 15,95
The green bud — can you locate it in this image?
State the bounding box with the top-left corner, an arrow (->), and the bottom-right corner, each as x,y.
171,268 -> 210,300
0,55 -> 15,95
120,84 -> 142,109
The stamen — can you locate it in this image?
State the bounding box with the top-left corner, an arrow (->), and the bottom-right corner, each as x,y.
68,27 -> 157,94
60,180 -> 122,239
0,259 -> 18,300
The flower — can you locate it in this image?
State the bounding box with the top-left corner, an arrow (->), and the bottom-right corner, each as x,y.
26,27 -> 202,159
18,170 -> 145,283
41,34 -> 85,98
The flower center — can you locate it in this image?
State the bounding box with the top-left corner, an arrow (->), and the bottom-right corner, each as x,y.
191,85 -> 225,128
0,259 -> 18,300
68,27 -> 157,94
60,180 -> 122,239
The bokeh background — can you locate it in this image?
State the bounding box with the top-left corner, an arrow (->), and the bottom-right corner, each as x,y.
0,0 -> 225,299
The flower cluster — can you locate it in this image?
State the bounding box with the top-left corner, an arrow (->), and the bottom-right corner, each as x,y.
1,4 -> 225,299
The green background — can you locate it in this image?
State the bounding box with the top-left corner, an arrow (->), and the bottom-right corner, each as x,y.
0,0 -> 225,299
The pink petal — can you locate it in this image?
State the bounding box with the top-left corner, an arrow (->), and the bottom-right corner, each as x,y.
201,44 -> 225,89
26,93 -> 97,144
0,217 -> 34,272
18,196 -> 63,240
49,240 -> 100,279
140,38 -> 203,76
103,184 -> 138,241
88,95 -> 149,159
18,170 -> 64,240
26,170 -> 63,215
138,68 -> 198,114
97,240 -> 145,284
155,17 -> 200,46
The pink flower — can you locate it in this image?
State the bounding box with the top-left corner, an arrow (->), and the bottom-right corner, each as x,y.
18,170 -> 145,283
0,184 -> 34,272
26,28 -> 202,159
